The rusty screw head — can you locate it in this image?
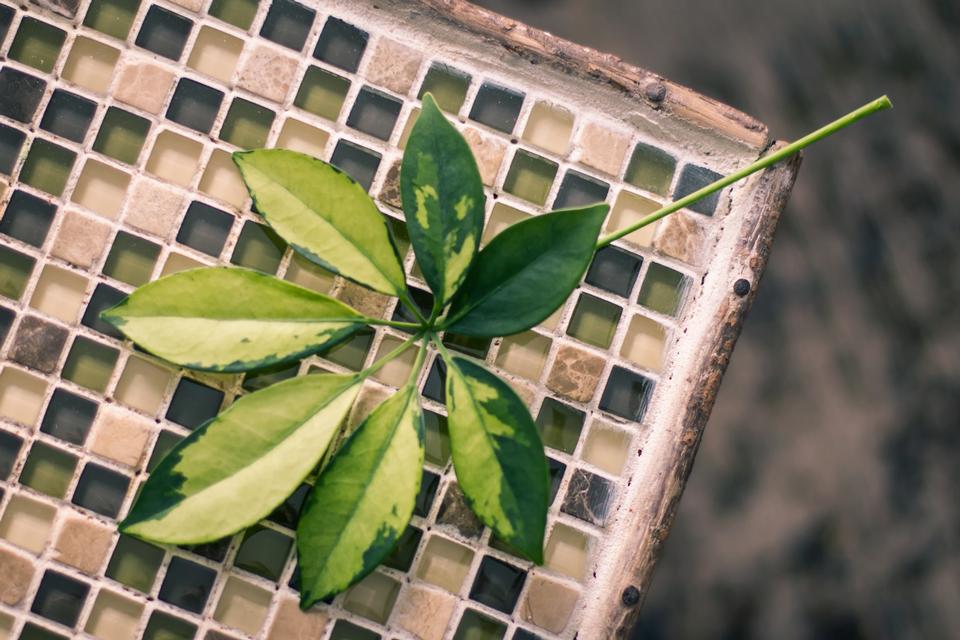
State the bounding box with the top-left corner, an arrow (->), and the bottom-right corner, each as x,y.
733,279 -> 751,297
645,82 -> 667,103
622,585 -> 641,606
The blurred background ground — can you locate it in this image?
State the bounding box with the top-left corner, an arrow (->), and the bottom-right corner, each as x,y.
472,1 -> 960,638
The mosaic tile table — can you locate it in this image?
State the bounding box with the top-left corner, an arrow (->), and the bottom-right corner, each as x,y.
0,0 -> 799,638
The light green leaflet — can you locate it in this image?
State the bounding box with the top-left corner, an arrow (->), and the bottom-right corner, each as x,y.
234,149 -> 407,296
445,204 -> 609,337
121,374 -> 362,544
101,267 -> 364,372
297,384 -> 424,606
401,93 -> 485,307
443,355 -> 549,562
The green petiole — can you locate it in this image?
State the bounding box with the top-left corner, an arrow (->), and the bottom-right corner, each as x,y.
595,95 -> 893,248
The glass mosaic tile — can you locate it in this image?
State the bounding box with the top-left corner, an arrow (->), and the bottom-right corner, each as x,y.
674,163 -> 724,215
544,522 -> 589,581
0,366 -> 46,424
553,170 -> 609,210
314,17 -> 368,72
209,0 -> 258,30
423,409 -> 452,465
84,0 -> 140,40
166,377 -> 224,429
522,101 -> 574,155
103,231 -> 161,286
0,492 -> 57,553
230,220 -> 286,273
0,190 -> 56,247
233,525 -> 292,580
567,292 -> 622,349
0,68 -> 46,124
82,283 -> 126,338
295,66 -> 350,121
342,571 -> 400,624
621,314 -> 666,372
585,245 -> 642,297
136,5 -> 192,61
62,36 -> 119,94
503,150 -> 557,206
168,78 -> 225,134
581,422 -> 631,475
0,245 -> 36,299
322,326 -> 374,370
40,388 -> 98,445
536,398 -> 585,455
214,576 -> 271,635
420,63 -> 471,113
421,356 -> 447,403
624,141 -> 676,197
443,332 -> 491,359
600,365 -> 654,422
470,556 -> 527,613
261,0 -> 314,51
20,138 -> 76,197
0,430 -> 23,479
62,336 -> 119,392
330,620 -> 380,640
220,98 -> 275,149
330,140 -> 381,191
159,556 -> 217,613
31,570 -> 90,627
72,159 -> 130,219
72,462 -> 129,517
415,469 -> 440,517
188,26 -> 243,84
470,82 -> 524,134
85,589 -> 144,639
383,524 -> 423,572
146,130 -> 204,187
0,5 -> 12,43
9,17 -> 65,73
0,123 -> 27,174
437,483 -> 483,538
454,609 -> 507,640
41,90 -> 97,143
143,610 -> 197,640
106,534 -> 165,592
115,355 -> 172,414
0,305 -> 14,345
416,534 -> 474,593
20,440 -> 78,498
348,87 -> 403,141
94,107 -> 151,165
637,262 -> 689,317
561,468 -> 614,526
20,622 -> 70,640
276,117 -> 331,158
148,429 -> 183,472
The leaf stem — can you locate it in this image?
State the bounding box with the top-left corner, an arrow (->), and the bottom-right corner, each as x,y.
397,290 -> 429,326
363,316 -> 422,331
595,95 -> 893,249
360,332 -> 421,380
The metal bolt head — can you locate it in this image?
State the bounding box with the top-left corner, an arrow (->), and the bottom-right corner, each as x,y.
622,585 -> 641,606
645,82 -> 667,103
733,278 -> 750,297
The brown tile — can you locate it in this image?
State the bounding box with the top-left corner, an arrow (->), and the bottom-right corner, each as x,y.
520,574 -> 580,634
238,44 -> 299,103
336,280 -> 391,319
0,547 -> 34,605
546,343 -> 605,403
436,483 -> 484,539
463,125 -> 507,186
11,315 -> 69,374
365,38 -> 423,96
577,122 -> 630,176
54,513 -> 114,575
266,594 -> 329,640
51,208 -> 113,270
89,405 -> 153,468
653,209 -> 705,267
378,161 -> 402,210
123,176 -> 186,240
393,584 -> 456,640
114,57 -> 175,115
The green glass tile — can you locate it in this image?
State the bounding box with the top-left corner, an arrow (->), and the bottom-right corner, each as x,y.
148,429 -> 183,472
453,609 -> 507,640
322,326 -> 373,371
0,245 -> 35,299
567,293 -> 622,349
19,441 -> 77,498
102,231 -> 161,286
209,0 -> 258,30
503,151 -> 557,206
423,410 -> 450,466
94,107 -> 150,164
19,622 -> 69,640
384,215 -> 410,258
330,620 -> 379,640
20,139 -> 76,197
233,525 -> 292,581
9,18 -> 66,73
106,534 -> 165,592
230,221 -> 286,273
419,63 -> 471,113
382,525 -> 422,572
442,332 -> 490,359
220,98 -> 274,149
342,572 -> 400,624
535,398 -> 585,454
294,66 -> 349,121
637,262 -> 688,317
84,0 -> 141,40
62,336 -> 119,393
143,610 -> 197,640
624,142 -> 676,197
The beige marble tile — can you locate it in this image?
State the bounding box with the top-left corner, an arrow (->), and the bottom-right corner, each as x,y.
576,121 -> 630,176
266,594 -> 329,640
238,44 -> 299,103
546,343 -> 605,404
124,175 -> 186,240
365,38 -> 423,96
114,57 -> 175,115
0,547 -> 34,605
393,584 -> 456,640
89,405 -> 153,468
51,208 -> 113,270
54,513 -> 114,575
463,125 -> 507,186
